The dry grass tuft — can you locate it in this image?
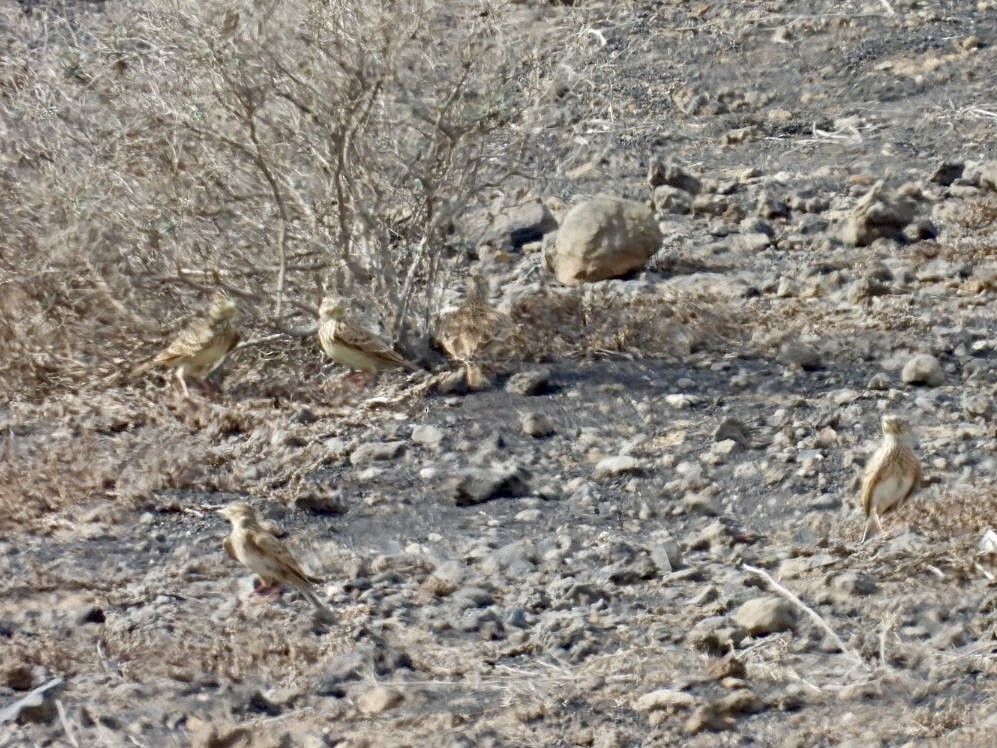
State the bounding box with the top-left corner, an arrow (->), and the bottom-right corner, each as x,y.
509,284 -> 741,362
907,487 -> 997,542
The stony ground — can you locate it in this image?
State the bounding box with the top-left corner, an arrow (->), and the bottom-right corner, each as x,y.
6,0 -> 997,746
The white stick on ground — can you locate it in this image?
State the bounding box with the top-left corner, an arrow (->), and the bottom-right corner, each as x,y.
742,563 -> 867,670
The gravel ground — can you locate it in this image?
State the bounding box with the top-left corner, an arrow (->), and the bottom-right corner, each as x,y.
5,1 -> 997,746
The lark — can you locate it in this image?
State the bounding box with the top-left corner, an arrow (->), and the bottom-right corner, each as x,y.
317,294 -> 421,374
219,502 -> 327,611
436,268 -> 506,389
132,291 -> 240,397
860,415 -> 922,542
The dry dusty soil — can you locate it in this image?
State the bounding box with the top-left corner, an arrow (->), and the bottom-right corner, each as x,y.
6,1 -> 997,746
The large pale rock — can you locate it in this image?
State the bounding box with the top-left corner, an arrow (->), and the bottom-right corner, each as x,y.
545,197 -> 662,286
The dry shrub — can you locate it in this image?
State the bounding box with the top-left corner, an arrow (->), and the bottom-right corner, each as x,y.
0,0 -> 598,401
948,195 -> 997,231
907,487 -> 997,542
509,283 -> 741,361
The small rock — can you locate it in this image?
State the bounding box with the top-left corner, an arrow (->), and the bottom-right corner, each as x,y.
733,596 -> 797,635
593,455 -> 642,479
634,689 -> 696,711
521,412 -> 555,438
901,353 -> 944,387
777,341 -> 822,370
421,560 -> 467,597
929,162 -> 964,186
292,486 -> 348,515
830,572 -> 877,596
647,159 -> 702,194
505,368 -> 553,396
867,372 -> 891,390
649,540 -> 683,572
963,394 -> 992,418
190,722 -> 256,748
980,160 -> 997,192
710,439 -> 739,459
411,424 -> 445,446
713,688 -> 765,716
293,407 -> 320,425
740,232 -> 772,252
756,192 -> 790,220
349,441 -> 407,465
839,180 -> 919,245
714,418 -> 751,448
357,686 -> 404,715
683,704 -> 732,734
848,276 -> 890,304
687,617 -> 747,655
652,184 -> 693,214
453,464 -> 532,506
706,653 -> 747,681
682,492 -> 720,516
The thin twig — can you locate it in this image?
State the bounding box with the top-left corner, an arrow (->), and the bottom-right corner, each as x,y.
742,563 -> 867,670
878,614 -> 896,670
55,699 -> 80,748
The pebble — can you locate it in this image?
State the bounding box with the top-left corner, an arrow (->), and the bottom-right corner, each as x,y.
411,424 -> 445,446
901,353 -> 944,386
357,686 -> 404,714
452,464 -> 532,505
349,441 -> 407,464
521,412 -> 556,438
733,596 -> 798,635
505,368 -> 553,396
593,455 -> 641,479
634,689 -> 696,711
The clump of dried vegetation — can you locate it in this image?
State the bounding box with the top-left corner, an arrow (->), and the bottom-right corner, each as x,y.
0,0 -> 579,402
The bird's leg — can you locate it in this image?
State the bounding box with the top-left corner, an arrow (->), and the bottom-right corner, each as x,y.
861,518 -> 872,544
252,577 -> 284,601
342,370 -> 375,387
175,368 -> 191,399
873,511 -> 884,536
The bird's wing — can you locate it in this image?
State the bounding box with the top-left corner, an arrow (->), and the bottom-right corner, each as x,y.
859,452 -> 887,517
902,451 -> 922,500
149,317 -> 217,367
331,320 -> 420,370
246,530 -> 322,587
222,535 -> 237,561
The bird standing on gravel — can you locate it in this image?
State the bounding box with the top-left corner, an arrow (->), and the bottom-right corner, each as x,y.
860,415 -> 922,542
132,291 -> 240,397
436,267 -> 507,390
219,502 -> 328,613
317,294 -> 421,375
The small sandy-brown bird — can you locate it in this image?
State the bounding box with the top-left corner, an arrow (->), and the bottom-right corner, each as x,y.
860,414 -> 922,542
219,502 -> 326,610
317,294 -> 421,374
436,268 -> 507,389
132,291 -> 240,397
